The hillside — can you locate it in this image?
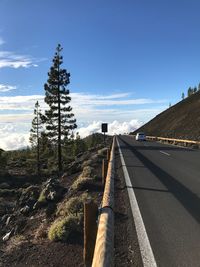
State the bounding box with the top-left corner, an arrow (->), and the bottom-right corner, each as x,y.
134,91 -> 200,141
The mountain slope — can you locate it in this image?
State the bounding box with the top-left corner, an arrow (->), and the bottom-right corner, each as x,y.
134,91 -> 200,141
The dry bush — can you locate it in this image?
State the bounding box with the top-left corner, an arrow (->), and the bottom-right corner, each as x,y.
71,177 -> 93,191
71,166 -> 97,191
81,159 -> 92,169
57,193 -> 91,217
97,147 -> 108,157
48,215 -> 81,242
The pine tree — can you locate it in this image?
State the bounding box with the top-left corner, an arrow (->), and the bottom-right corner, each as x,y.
72,132 -> 87,156
44,44 -> 77,173
181,92 -> 185,100
187,87 -> 193,97
30,101 -> 43,174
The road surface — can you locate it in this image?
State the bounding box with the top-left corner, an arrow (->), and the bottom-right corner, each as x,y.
117,135 -> 200,267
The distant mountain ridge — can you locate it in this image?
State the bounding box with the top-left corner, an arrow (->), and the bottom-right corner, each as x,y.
133,91 -> 200,141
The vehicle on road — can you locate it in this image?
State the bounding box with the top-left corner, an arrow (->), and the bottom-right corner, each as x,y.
135,132 -> 146,141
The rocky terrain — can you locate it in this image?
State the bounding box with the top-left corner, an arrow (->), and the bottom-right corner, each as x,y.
134,91 -> 200,141
0,145 -> 109,267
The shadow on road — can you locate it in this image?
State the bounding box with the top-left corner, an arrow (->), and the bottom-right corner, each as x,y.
118,137 -> 200,224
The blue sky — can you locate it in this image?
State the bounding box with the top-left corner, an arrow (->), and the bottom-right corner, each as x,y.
0,0 -> 200,149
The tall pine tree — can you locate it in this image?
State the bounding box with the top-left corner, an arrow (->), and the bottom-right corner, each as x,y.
44,44 -> 77,173
30,101 -> 43,174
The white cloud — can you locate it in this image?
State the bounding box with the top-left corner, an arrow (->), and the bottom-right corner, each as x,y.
77,119 -> 143,138
0,50 -> 40,69
0,84 -> 17,92
0,124 -> 30,150
0,114 -> 33,123
71,92 -> 166,106
0,95 -> 44,110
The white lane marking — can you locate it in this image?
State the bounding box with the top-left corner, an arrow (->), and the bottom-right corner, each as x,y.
117,138 -> 157,267
159,151 -> 170,156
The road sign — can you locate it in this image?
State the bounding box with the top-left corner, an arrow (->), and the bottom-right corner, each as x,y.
101,123 -> 108,133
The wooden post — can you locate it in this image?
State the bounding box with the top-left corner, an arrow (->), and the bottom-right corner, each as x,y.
102,159 -> 108,186
84,201 -> 98,267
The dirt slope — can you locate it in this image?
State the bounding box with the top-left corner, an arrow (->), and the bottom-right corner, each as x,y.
134,91 -> 200,140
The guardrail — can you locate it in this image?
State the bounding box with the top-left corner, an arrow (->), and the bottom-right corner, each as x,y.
92,136 -> 115,267
133,134 -> 200,147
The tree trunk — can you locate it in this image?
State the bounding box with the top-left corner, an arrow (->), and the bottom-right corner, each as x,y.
58,61 -> 62,173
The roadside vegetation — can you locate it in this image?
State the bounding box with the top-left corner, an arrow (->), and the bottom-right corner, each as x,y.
0,43 -> 112,266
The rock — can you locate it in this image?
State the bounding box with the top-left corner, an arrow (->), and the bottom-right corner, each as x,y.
19,185 -> 40,207
1,214 -> 9,224
47,191 -> 56,201
45,178 -> 65,200
20,205 -> 30,214
2,230 -> 13,242
5,216 -> 12,226
0,183 -> 10,189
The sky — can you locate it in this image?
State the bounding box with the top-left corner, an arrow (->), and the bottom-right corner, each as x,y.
1,0 -> 200,150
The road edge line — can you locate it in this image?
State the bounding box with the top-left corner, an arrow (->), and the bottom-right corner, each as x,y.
116,137 -> 157,267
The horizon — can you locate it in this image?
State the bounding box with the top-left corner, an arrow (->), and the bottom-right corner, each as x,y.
1,0 -> 200,150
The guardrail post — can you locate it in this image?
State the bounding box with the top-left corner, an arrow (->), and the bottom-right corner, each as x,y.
84,201 -> 98,267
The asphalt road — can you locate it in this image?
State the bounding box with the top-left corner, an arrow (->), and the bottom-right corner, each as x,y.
117,135 -> 200,267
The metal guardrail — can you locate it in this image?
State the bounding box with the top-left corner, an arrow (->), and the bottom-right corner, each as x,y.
146,135 -> 200,146
92,136 -> 115,267
132,134 -> 200,147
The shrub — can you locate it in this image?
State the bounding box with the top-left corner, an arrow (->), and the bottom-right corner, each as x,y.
57,193 -> 90,217
48,215 -> 81,241
71,166 -> 97,191
97,148 -> 107,157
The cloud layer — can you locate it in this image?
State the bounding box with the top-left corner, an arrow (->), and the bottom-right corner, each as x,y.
0,124 -> 30,150
0,92 -> 167,150
0,84 -> 17,92
78,120 -> 142,138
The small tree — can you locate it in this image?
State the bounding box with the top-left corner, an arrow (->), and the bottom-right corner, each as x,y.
30,101 -> 43,174
187,87 -> 193,97
181,92 -> 185,100
72,132 -> 87,156
44,44 -> 77,173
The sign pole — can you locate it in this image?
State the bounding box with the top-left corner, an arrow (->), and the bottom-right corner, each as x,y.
101,123 -> 108,146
